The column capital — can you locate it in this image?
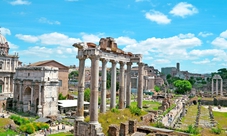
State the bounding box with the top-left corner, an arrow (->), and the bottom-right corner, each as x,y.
127,62 -> 132,66
110,60 -> 118,64
89,55 -> 100,60
78,56 -> 87,60
137,62 -> 145,67
100,58 -> 109,63
119,61 -> 126,66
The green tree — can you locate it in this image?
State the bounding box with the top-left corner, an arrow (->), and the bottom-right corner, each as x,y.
58,93 -> 67,100
173,80 -> 192,94
84,88 -> 90,102
154,85 -> 160,92
69,71 -> 79,80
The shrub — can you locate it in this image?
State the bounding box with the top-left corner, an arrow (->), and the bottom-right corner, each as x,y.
186,125 -> 199,135
211,126 -> 222,134
129,106 -> 141,116
154,122 -> 165,128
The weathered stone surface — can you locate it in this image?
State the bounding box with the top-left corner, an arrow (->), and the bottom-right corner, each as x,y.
108,125 -> 120,136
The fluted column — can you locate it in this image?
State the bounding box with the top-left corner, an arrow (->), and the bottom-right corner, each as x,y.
100,59 -> 107,113
37,84 -> 42,117
89,55 -> 100,126
110,60 -> 117,109
119,61 -> 125,109
211,79 -> 214,96
216,79 -> 218,95
76,58 -> 86,121
126,62 -> 132,107
137,63 -> 144,109
221,79 -> 223,96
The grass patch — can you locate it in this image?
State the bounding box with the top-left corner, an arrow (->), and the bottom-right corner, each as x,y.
213,111 -> 227,128
49,132 -> 73,136
180,105 -> 197,130
131,101 -> 161,111
0,118 -> 18,135
85,108 -> 147,136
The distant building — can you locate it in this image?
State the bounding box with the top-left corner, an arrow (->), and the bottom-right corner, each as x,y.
29,60 -> 69,96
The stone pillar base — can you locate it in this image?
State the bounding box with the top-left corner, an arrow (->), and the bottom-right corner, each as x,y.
90,122 -> 104,135
74,120 -> 82,136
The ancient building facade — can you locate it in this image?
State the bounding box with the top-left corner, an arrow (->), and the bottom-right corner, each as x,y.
13,66 -> 59,117
0,34 -> 20,112
0,34 -> 20,97
29,60 -> 69,96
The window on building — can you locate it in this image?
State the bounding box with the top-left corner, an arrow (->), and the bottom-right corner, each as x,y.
28,73 -> 30,76
0,64 -> 2,69
59,80 -> 62,86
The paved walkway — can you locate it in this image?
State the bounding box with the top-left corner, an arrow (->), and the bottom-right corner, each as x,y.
162,97 -> 183,127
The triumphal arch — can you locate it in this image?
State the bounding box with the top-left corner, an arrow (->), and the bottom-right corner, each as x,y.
73,37 -> 144,135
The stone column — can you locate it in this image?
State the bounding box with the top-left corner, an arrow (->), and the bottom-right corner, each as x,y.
75,57 -> 86,136
89,55 -> 103,134
211,79 -> 214,96
8,77 -> 10,94
137,63 -> 144,109
110,60 -> 117,109
221,79 -> 223,96
37,84 -> 42,117
119,61 -> 125,109
18,81 -> 23,112
100,59 -> 107,113
126,62 -> 132,107
3,77 -> 6,93
76,58 -> 86,121
216,79 -> 218,95
31,84 -> 34,105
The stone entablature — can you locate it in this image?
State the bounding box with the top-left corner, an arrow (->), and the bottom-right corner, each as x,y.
13,66 -> 59,117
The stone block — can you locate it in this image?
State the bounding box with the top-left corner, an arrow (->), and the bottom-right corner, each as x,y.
108,125 -> 119,136
120,122 -> 128,136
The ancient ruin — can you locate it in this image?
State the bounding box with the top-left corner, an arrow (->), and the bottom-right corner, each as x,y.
211,74 -> 223,96
73,37 -> 143,135
13,66 -> 59,117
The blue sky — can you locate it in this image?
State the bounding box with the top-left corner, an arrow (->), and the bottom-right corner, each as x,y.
1,0 -> 227,74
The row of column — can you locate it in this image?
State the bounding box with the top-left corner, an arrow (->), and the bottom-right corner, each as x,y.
211,79 -> 223,96
75,55 -> 144,131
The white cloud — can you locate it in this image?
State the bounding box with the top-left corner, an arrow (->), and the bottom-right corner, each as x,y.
198,32 -> 213,37
123,33 -> 201,60
10,0 -> 31,5
20,46 -> 53,58
192,59 -> 210,64
154,59 -> 171,64
211,30 -> 227,49
8,42 -> 19,49
16,34 -> 39,43
38,17 -> 61,25
211,37 -> 227,49
16,32 -> 81,46
80,33 -> 102,43
145,10 -> 171,24
169,2 -> 198,18
39,32 -> 81,46
115,36 -> 137,46
189,49 -> 227,62
0,27 -> 11,35
220,30 -> 227,38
